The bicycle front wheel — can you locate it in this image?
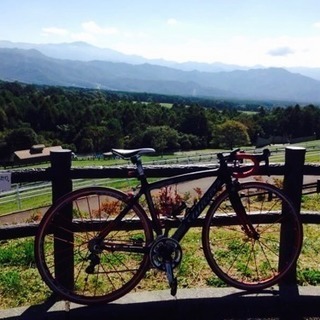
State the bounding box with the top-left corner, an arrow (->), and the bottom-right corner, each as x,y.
202,182 -> 303,291
34,187 -> 153,305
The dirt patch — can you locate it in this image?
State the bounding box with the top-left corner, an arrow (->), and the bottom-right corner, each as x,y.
0,207 -> 48,225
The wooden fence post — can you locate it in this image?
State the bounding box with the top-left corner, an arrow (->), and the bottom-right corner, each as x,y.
50,149 -> 73,291
280,146 -> 306,289
51,149 -> 72,202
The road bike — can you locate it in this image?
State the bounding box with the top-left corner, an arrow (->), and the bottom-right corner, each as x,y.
34,148 -> 303,305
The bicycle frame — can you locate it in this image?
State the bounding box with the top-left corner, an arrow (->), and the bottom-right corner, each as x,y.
35,146 -> 304,305
97,158 -> 236,244
146,169 -> 230,241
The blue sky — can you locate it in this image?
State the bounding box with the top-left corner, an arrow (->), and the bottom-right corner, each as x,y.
2,0 -> 320,67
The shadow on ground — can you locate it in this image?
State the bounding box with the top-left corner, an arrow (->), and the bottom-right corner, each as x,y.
2,286 -> 320,320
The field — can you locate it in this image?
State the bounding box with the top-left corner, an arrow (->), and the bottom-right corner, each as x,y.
1,141 -> 320,308
1,140 -> 320,217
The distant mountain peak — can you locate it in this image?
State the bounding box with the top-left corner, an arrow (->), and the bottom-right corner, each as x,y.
0,42 -> 320,103
64,41 -> 92,46
1,40 -> 320,80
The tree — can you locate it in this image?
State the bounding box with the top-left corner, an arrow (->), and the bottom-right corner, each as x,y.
141,125 -> 180,153
77,137 -> 94,153
104,118 -> 123,151
142,126 -> 167,153
0,107 -> 8,130
213,120 -> 250,149
5,127 -> 38,152
75,126 -> 107,153
179,105 -> 210,139
235,112 -> 264,144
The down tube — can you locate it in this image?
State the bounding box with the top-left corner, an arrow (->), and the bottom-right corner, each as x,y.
172,178 -> 224,241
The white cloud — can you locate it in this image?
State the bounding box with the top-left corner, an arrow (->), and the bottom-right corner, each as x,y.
42,27 -> 68,36
39,20 -> 320,68
41,21 -> 120,47
122,33 -> 320,68
313,22 -> 320,28
267,46 -> 295,57
82,21 -> 118,35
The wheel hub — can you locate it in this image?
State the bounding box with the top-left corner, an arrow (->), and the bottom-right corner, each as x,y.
88,238 -> 103,254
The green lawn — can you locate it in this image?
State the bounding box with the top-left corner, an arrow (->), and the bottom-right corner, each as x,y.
1,142 -> 320,308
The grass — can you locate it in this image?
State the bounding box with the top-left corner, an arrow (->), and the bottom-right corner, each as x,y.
0,176 -> 155,216
0,238 -> 51,308
0,229 -> 227,308
1,214 -> 320,309
0,195 -> 52,217
2,143 -> 320,308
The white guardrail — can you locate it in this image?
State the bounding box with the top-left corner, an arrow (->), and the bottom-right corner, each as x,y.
0,152 -> 222,212
0,146 -> 316,213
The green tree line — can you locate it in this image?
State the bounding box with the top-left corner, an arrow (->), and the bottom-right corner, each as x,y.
0,81 -> 320,161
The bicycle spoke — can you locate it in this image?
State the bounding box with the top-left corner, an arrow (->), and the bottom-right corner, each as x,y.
202,182 -> 302,291
35,187 -> 152,305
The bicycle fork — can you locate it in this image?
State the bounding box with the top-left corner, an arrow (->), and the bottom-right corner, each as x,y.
228,183 -> 260,240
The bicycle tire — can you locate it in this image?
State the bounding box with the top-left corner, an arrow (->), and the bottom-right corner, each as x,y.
202,181 -> 303,291
34,186 -> 153,305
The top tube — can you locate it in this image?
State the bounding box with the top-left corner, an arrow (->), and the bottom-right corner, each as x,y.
111,147 -> 270,179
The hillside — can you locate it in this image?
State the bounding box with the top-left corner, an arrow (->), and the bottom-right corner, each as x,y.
1,46 -> 320,103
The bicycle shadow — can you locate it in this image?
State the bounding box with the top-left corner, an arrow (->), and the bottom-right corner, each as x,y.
4,286 -> 320,320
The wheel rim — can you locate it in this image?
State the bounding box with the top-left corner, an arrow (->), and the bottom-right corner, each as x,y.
35,188 -> 153,304
202,182 -> 302,290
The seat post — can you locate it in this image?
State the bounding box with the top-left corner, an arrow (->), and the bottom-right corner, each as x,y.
131,155 -> 146,180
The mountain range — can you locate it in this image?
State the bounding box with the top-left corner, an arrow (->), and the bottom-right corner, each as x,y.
1,40 -> 320,104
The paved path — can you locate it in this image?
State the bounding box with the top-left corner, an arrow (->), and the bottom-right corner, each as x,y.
1,286 -> 320,320
1,174 -> 318,226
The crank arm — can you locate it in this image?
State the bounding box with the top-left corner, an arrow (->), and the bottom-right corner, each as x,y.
165,261 -> 177,296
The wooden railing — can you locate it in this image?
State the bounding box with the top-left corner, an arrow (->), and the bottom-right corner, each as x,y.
1,146 -> 320,289
3,147 -> 320,232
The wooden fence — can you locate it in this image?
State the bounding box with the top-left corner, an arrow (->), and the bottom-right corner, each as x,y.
1,146 -> 320,289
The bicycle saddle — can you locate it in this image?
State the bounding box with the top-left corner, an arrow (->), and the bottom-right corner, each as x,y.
111,148 -> 156,159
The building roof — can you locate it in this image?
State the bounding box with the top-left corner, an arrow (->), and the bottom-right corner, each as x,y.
14,145 -> 63,162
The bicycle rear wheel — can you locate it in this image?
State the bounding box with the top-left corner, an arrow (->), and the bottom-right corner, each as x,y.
202,182 -> 303,291
34,187 -> 153,305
